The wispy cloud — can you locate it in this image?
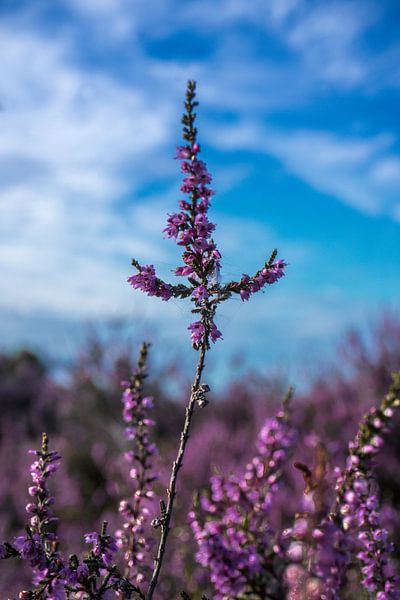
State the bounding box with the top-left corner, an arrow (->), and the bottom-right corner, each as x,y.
0,23 -> 175,315
61,0 -> 400,107
283,1 -> 377,88
210,120 -> 400,218
64,0 -> 138,40
264,129 -> 399,217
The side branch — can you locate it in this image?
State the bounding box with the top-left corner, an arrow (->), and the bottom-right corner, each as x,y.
130,259 -> 192,299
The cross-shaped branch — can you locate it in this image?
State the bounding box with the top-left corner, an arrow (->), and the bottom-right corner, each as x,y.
127,80 -> 287,600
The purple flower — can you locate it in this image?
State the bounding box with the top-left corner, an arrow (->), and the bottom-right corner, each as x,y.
174,144 -> 200,159
177,229 -> 194,246
77,563 -> 90,582
192,285 -> 209,302
233,260 -> 287,305
194,214 -> 215,237
14,533 -> 46,568
175,265 -> 194,276
264,259 -> 287,283
84,531 -> 99,546
191,404 -> 295,599
164,212 -> 189,238
210,322 -> 222,343
84,530 -> 117,566
128,264 -> 172,301
240,288 -> 250,301
188,321 -> 205,346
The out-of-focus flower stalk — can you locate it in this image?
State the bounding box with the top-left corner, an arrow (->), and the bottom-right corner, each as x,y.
116,342 -> 158,589
190,389 -> 295,599
333,372 -> 400,599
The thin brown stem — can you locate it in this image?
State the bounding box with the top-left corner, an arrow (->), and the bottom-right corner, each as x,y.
146,342 -> 207,600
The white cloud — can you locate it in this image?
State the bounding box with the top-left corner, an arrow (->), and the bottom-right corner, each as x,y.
370,157 -> 400,184
65,0 -> 138,39
283,1 -> 376,87
0,25 -> 178,317
0,30 -> 172,177
159,0 -> 381,91
263,129 -> 396,215
177,0 -> 299,29
210,120 -> 400,218
62,0 -> 393,98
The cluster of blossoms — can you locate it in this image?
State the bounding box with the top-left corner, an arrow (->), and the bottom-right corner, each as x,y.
234,258 -> 287,302
115,342 -> 158,588
333,373 -> 400,599
188,375 -> 400,600
167,145 -> 219,280
343,480 -> 398,600
0,435 -> 142,598
190,392 -> 295,599
84,528 -> 118,568
12,434 -> 65,598
127,265 -> 172,302
128,80 -> 286,350
282,375 -> 400,600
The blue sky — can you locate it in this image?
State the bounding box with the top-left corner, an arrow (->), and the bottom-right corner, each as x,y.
1,0 -> 399,380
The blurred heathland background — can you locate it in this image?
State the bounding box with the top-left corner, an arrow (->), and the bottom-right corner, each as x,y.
1,0 -> 400,378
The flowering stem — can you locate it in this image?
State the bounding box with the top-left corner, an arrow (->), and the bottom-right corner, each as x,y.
126,81 -> 286,598
331,372 -> 400,597
146,341 -> 207,600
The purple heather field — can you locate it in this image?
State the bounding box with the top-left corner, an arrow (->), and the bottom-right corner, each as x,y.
1,312 -> 400,598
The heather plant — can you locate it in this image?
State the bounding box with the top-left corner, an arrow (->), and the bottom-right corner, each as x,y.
116,342 -> 158,587
126,80 -> 286,599
189,388 -> 295,598
1,82 -> 400,600
191,376 -> 400,600
1,431 -> 139,598
282,375 -> 400,600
